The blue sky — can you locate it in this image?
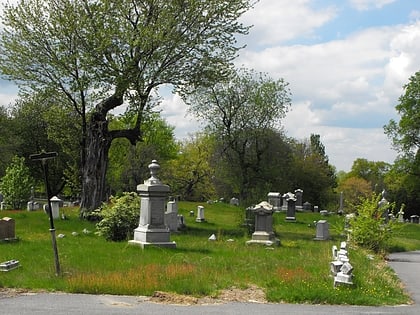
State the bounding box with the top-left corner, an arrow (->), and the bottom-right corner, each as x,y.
160,0 -> 420,172
1,0 -> 420,172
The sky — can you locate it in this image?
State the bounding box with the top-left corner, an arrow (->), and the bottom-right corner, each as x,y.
1,0 -> 420,172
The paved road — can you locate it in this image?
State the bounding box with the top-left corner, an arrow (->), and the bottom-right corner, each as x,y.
1,251 -> 419,315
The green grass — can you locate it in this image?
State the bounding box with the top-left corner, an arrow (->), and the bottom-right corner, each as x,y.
0,202 -> 418,305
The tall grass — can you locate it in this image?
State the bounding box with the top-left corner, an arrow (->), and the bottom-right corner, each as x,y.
1,202 -> 419,305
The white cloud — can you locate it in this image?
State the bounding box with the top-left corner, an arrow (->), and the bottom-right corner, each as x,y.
158,93 -> 201,140
236,9 -> 420,171
282,103 -> 396,171
349,0 -> 397,11
240,0 -> 338,45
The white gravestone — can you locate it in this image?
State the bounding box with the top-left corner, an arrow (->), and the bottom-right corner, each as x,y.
164,200 -> 179,232
196,205 -> 206,222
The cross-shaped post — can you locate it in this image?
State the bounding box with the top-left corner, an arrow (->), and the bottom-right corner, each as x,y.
29,151 -> 60,276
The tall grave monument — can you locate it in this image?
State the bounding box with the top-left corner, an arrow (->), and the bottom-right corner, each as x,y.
129,160 -> 176,249
246,201 -> 279,246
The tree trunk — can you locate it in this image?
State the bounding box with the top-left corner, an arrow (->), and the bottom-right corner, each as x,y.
80,112 -> 112,213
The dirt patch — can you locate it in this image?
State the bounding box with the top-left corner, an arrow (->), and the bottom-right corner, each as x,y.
1,285 -> 267,305
0,288 -> 34,299
150,284 -> 267,305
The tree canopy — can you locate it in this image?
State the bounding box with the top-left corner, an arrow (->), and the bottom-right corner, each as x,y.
384,71 -> 420,156
185,68 -> 291,202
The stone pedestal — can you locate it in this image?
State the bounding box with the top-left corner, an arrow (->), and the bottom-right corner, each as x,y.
246,201 -> 279,246
129,160 -> 176,249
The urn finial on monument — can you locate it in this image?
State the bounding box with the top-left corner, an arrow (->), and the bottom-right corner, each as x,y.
145,160 -> 161,185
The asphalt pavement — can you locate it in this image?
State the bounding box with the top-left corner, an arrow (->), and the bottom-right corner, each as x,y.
1,251 -> 420,315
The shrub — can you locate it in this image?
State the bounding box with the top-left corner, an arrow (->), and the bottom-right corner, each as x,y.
0,155 -> 34,209
349,193 -> 396,254
95,192 -> 140,241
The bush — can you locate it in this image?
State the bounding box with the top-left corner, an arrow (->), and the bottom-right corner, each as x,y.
0,156 -> 34,209
349,193 -> 396,254
95,192 -> 140,241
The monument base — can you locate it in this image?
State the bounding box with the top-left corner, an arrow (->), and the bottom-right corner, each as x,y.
285,217 -> 296,222
246,231 -> 280,246
128,240 -> 176,249
129,225 -> 176,249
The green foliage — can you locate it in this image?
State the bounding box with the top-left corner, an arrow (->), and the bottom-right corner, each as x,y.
186,68 -> 292,202
349,194 -> 396,253
0,156 -> 34,209
337,176 -> 373,210
289,134 -> 337,208
95,193 -> 140,241
346,158 -> 391,192
107,113 -> 178,194
384,71 -> 420,154
164,132 -> 217,201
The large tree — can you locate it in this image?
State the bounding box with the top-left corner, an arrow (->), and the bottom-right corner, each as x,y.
384,71 -> 420,215
384,71 -> 420,156
289,134 -> 336,208
186,68 -> 291,202
0,0 -> 253,212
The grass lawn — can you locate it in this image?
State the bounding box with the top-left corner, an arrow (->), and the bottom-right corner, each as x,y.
1,201 -> 420,305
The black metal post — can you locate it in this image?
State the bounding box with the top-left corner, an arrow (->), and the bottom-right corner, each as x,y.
29,152 -> 60,276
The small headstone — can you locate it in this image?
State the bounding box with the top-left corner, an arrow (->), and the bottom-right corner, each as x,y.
27,201 -> 40,211
411,215 -> 419,224
303,201 -> 312,211
267,192 -> 281,211
177,215 -> 186,230
294,189 -> 303,210
229,197 -> 239,206
314,220 -> 329,240
196,205 -> 206,222
50,196 -> 62,219
283,192 -> 296,221
165,200 -> 179,232
1,201 -> 8,210
330,261 -> 343,276
319,210 -> 328,216
0,217 -> 15,240
208,234 -> 216,241
0,259 -> 20,272
332,245 -> 338,260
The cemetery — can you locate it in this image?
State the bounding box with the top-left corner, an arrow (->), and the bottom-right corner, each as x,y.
1,187 -> 419,305
0,161 -> 419,305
